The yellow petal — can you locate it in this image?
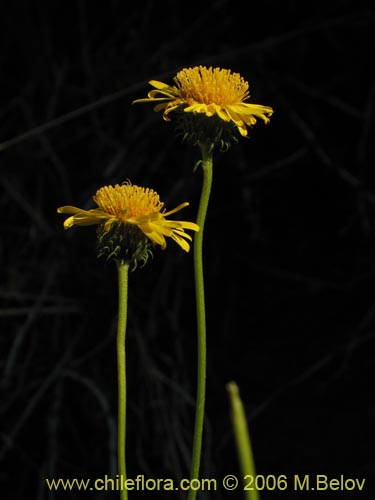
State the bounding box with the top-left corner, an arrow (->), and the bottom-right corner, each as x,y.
163,220 -> 199,232
149,80 -> 170,89
216,107 -> 231,122
57,206 -> 110,229
170,233 -> 191,252
63,216 -> 75,230
163,202 -> 190,217
153,102 -> 169,113
173,229 -> 193,241
57,205 -> 86,214
145,229 -> 167,248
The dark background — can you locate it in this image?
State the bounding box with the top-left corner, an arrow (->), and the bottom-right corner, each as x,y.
1,1 -> 374,498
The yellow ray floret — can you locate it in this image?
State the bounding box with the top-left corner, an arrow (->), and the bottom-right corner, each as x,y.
133,66 -> 273,137
57,182 -> 199,252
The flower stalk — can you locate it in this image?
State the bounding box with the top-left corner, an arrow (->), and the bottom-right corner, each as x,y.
117,260 -> 129,500
58,183 -> 198,500
188,142 -> 213,500
132,67 -> 273,499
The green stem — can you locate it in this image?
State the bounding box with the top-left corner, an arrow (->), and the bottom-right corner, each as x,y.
188,143 -> 213,500
227,381 -> 259,500
117,260 -> 129,500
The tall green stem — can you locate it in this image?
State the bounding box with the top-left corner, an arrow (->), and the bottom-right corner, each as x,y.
188,143 -> 213,500
117,260 -> 129,500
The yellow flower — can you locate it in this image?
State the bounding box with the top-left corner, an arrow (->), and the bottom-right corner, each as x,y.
57,183 -> 199,264
133,66 -> 273,138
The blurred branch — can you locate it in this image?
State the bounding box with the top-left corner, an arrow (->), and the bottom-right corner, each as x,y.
64,369 -> 117,476
2,263 -> 57,387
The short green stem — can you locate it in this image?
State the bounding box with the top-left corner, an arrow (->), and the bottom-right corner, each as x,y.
227,381 -> 259,500
188,143 -> 213,500
117,260 -> 129,500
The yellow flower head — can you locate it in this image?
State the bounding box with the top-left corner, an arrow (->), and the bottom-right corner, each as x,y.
57,182 -> 199,268
133,66 -> 273,147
